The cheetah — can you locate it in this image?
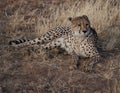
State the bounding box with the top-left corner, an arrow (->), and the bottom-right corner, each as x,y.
9,15 -> 101,71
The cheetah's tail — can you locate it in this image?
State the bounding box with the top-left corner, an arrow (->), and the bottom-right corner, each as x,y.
9,38 -> 41,47
9,38 -> 28,45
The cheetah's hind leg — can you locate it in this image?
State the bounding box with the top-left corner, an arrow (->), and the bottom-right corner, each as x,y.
41,39 -> 63,58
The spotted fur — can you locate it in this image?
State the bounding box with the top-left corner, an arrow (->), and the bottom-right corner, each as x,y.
9,26 -> 72,47
9,15 -> 101,71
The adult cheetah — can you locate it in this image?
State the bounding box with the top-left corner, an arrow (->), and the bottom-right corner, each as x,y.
9,15 -> 101,71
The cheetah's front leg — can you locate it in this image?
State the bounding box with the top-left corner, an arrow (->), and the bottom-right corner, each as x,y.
86,55 -> 101,72
69,52 -> 80,70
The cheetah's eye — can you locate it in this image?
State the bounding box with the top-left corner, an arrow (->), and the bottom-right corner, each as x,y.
86,24 -> 89,26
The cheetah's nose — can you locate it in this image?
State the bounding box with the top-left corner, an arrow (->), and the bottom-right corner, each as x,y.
83,30 -> 87,33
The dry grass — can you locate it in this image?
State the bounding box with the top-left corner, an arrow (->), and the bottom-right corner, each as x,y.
0,0 -> 120,93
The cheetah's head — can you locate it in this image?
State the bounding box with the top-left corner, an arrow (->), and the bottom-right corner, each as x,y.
68,15 -> 91,36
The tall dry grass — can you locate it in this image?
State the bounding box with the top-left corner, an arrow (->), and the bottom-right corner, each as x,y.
8,0 -> 119,32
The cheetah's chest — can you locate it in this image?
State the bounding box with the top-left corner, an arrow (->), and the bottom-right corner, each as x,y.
65,36 -> 94,57
73,39 -> 89,57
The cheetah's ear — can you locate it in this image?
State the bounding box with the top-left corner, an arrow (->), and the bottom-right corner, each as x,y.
82,15 -> 89,20
83,15 -> 90,24
68,17 -> 73,21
